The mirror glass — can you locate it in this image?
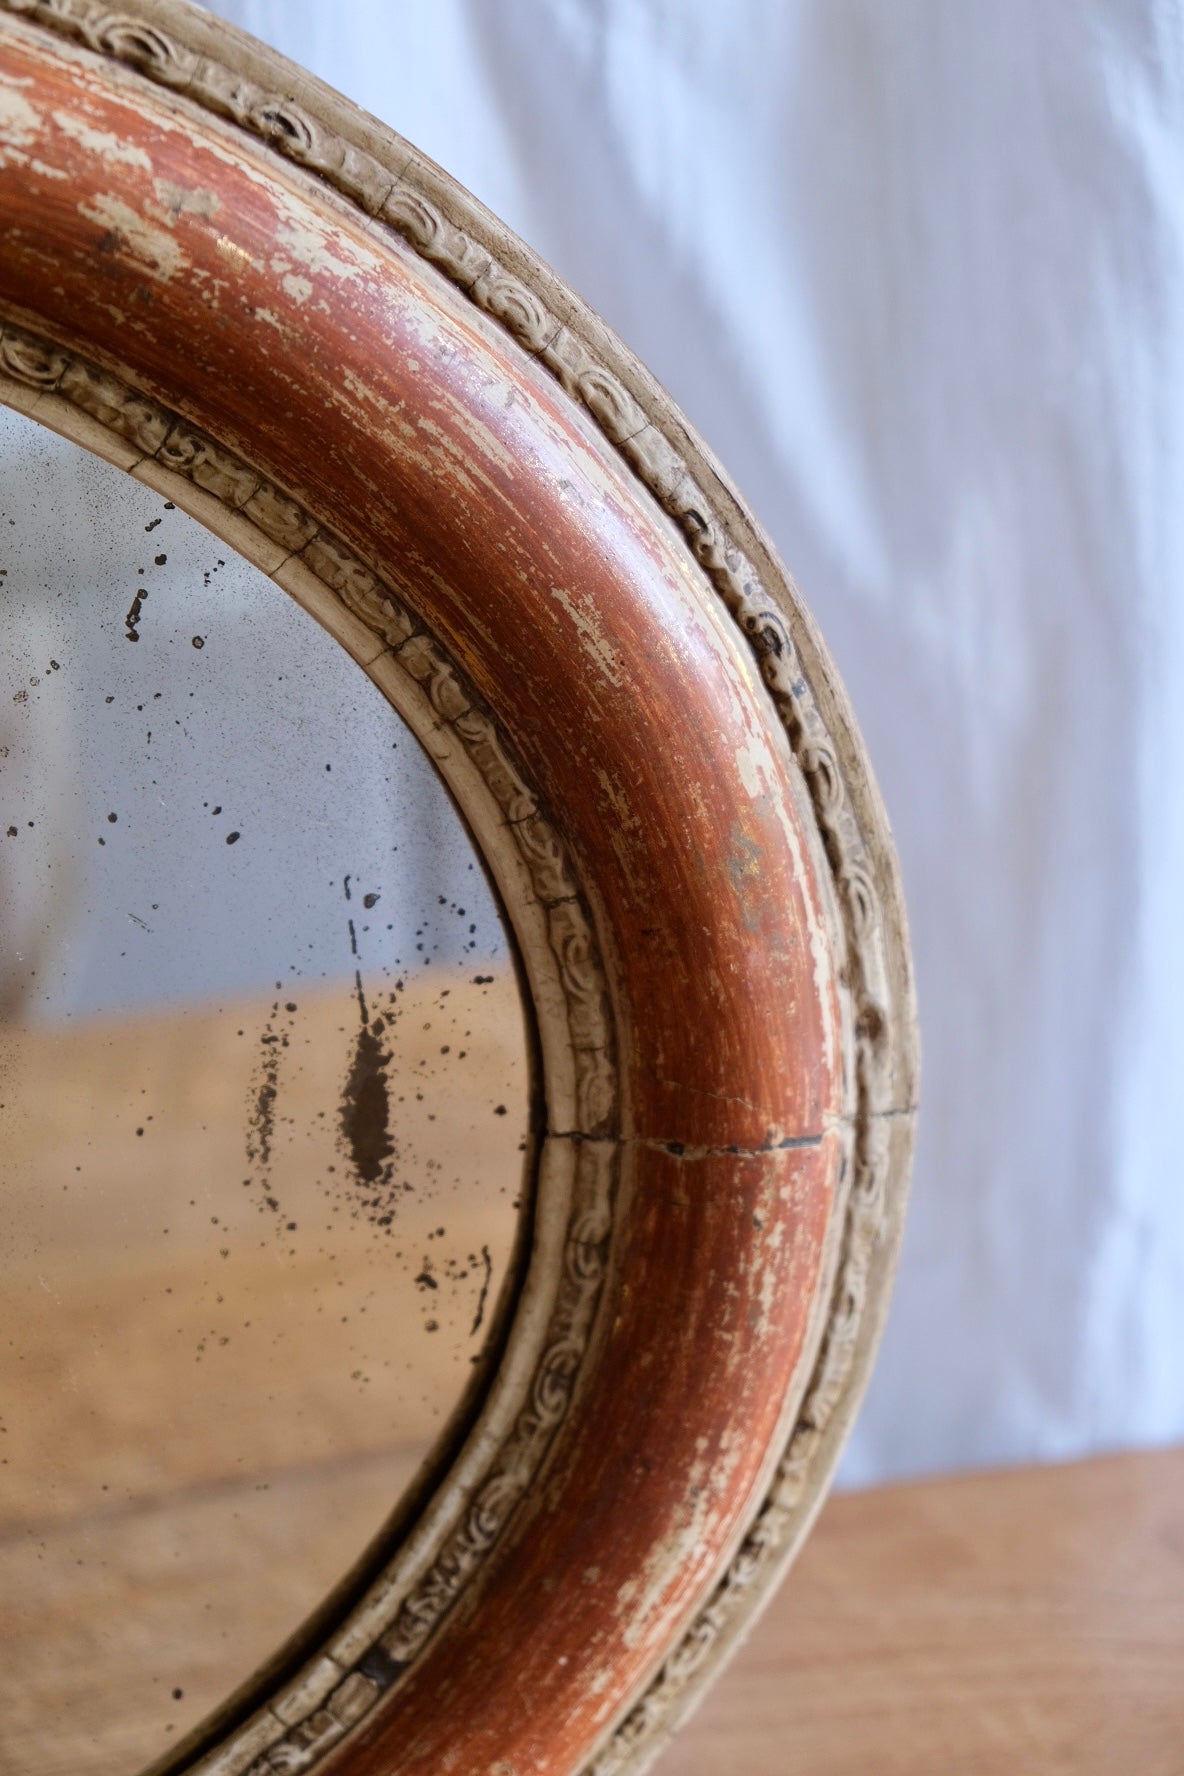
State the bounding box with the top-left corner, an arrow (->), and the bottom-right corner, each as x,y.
0,402 -> 531,1775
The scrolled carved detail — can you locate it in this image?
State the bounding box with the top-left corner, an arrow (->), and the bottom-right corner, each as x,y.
465,1472 -> 520,1547
586,1114 -> 898,1776
61,359 -> 168,452
661,1614 -> 722,1687
0,316 -> 622,1765
452,708 -> 537,825
798,742 -> 845,821
100,19 -> 191,82
380,186 -> 444,255
248,1672 -> 380,1776
395,632 -> 473,723
383,182 -> 490,288
373,1140 -> 620,1677
196,62 -> 393,214
565,1141 -> 615,1284
0,321 -> 174,452
548,899 -> 612,1052
159,420 -> 260,508
299,534 -> 417,649
511,814 -> 580,906
470,267 -> 558,355
0,322 -> 68,386
567,1209 -> 613,1285
539,330 -> 648,444
371,1139 -> 623,1670
531,1335 -> 584,1423
839,864 -> 879,942
587,1702 -> 660,1776
242,483 -> 319,554
573,1048 -> 617,1137
566,1228 -> 610,1285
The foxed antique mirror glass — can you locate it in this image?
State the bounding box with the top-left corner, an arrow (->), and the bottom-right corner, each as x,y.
0,402 -> 530,1774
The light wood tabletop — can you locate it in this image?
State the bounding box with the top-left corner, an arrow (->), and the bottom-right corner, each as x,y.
661,1446 -> 1184,1776
0,970 -> 530,1775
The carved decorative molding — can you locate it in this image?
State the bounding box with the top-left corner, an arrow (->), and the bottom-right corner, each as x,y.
0,9 -> 917,1774
0,313 -> 622,1774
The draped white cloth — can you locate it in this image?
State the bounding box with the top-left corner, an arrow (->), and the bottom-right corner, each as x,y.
65,1 -> 1184,1480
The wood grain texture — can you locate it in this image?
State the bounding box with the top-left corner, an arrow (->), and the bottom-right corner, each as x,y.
0,974 -> 527,1776
2,1452 -> 421,1776
0,7 -> 918,1773
660,1449 -> 1184,1776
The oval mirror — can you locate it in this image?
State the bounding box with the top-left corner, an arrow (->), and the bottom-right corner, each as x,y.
0,7 -> 916,1774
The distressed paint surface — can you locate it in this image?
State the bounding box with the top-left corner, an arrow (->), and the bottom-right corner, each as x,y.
340,1138 -> 842,1776
0,22 -> 851,1776
0,29 -> 844,1150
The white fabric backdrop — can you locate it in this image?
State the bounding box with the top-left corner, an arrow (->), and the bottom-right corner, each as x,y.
200,0 -> 1184,1481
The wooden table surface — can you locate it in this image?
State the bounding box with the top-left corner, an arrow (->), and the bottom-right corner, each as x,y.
0,971 -> 530,1775
662,1446 -> 1184,1776
2,977 -> 1180,1774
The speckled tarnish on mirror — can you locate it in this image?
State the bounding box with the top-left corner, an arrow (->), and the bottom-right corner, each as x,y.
0,9 -> 917,1776
0,401 -> 532,1774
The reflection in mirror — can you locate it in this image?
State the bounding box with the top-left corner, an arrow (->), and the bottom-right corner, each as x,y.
0,403 -> 531,1775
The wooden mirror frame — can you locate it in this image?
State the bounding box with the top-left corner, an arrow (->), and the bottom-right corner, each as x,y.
0,5 -> 917,1773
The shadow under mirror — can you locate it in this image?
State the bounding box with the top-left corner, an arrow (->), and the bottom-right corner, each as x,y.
0,402 -> 532,1775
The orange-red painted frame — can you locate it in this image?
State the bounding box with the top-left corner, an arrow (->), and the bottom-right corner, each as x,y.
0,8 -> 916,1774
